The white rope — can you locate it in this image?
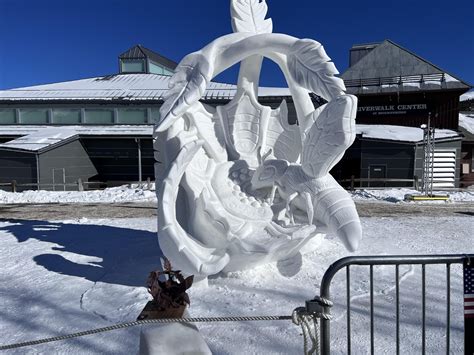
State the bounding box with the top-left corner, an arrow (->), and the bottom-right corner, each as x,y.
292,307 -> 319,355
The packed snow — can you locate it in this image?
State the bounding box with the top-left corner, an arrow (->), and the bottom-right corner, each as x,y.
0,216 -> 472,354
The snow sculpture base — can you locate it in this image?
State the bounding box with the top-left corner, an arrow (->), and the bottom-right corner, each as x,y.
154,0 -> 362,279
138,322 -> 211,355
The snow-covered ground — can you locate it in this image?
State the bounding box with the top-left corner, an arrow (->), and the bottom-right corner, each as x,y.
1,185 -> 473,204
0,216 -> 472,354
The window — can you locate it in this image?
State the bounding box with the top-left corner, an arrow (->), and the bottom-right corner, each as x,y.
84,109 -> 114,124
150,108 -> 160,124
117,108 -> 147,124
163,68 -> 174,76
20,109 -> 48,124
121,59 -> 145,73
149,61 -> 164,75
0,109 -> 16,124
52,109 -> 81,124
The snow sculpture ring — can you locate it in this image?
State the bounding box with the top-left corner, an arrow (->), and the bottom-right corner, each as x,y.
154,0 -> 362,279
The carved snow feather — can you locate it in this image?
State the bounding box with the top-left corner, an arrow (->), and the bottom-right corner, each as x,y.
288,39 -> 346,101
231,0 -> 273,34
301,95 -> 357,178
157,53 -> 211,132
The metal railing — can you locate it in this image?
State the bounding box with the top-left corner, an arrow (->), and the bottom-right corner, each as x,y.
314,254 -> 472,355
339,176 -> 419,190
344,73 -> 446,88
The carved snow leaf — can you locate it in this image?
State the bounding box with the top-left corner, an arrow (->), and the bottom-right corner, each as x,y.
157,53 -> 211,132
231,0 -> 273,34
301,95 -> 357,178
288,39 -> 346,101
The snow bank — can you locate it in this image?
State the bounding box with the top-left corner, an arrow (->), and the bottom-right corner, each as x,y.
0,185 -> 157,204
351,188 -> 474,203
1,186 -> 473,204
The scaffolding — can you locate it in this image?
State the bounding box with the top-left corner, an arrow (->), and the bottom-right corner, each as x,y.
421,112 -> 436,196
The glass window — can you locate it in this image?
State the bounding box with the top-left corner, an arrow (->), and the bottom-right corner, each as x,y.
84,109 -> 114,124
163,68 -> 174,76
121,59 -> 145,73
20,109 -> 48,124
150,108 -> 160,124
52,109 -> 81,124
149,61 -> 164,75
117,108 -> 147,124
0,109 -> 16,124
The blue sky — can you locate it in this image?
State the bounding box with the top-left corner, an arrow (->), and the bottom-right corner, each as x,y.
0,0 -> 472,90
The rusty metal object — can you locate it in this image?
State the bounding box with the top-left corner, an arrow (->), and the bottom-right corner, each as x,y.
138,258 -> 193,320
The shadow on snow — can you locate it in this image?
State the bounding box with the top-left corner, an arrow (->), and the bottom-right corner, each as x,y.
0,219 -> 163,287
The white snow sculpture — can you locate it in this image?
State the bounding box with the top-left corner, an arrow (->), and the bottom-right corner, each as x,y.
154,0 -> 362,279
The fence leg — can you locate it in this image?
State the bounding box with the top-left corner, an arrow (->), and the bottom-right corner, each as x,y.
414,175 -> 419,191
147,177 -> 151,190
11,180 -> 17,193
350,175 -> 355,191
77,178 -> 84,192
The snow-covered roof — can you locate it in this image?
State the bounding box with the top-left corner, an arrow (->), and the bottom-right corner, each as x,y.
460,90 -> 474,102
356,124 -> 460,143
459,113 -> 474,137
0,73 -> 290,102
0,123 -> 462,153
0,125 -> 153,152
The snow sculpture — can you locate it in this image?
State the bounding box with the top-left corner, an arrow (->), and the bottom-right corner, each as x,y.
154,0 -> 362,279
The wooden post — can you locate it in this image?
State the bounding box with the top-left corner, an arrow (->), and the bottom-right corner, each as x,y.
147,177 -> 151,190
350,175 -> 355,191
77,178 -> 84,192
11,180 -> 17,193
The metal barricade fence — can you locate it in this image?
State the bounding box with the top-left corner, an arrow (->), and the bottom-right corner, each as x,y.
312,254 -> 473,355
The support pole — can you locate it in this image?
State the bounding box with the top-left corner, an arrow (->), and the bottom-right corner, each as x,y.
136,138 -> 143,183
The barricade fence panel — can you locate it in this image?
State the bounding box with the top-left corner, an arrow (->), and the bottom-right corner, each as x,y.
315,255 -> 472,355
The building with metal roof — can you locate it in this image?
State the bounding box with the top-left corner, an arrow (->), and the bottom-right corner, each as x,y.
334,39 -> 471,188
0,42 -> 471,190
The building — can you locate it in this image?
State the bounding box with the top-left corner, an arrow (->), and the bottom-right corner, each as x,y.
0,45 -> 298,191
0,42 -> 471,190
334,40 -> 471,188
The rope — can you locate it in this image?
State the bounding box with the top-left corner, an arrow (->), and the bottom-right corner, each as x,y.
316,297 -> 333,308
292,305 -> 332,355
0,315 -> 292,351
